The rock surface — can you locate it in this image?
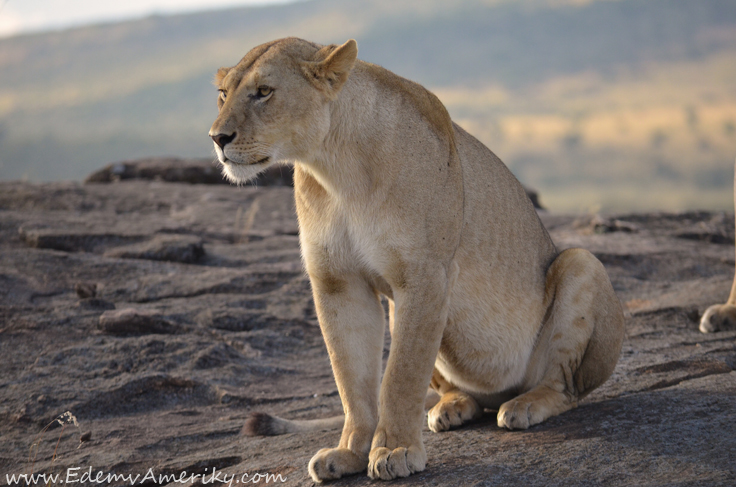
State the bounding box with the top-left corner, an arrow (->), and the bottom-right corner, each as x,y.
81,157 -> 544,210
83,157 -> 295,186
0,180 -> 735,486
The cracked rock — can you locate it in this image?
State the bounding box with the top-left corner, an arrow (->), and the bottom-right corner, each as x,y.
103,234 -> 205,263
2,180 -> 736,486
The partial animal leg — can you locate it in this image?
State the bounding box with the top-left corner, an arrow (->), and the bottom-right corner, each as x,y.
243,295 -> 438,443
427,369 -> 482,432
306,273 -> 385,483
367,263 -> 456,480
498,248 -> 625,430
700,159 -> 736,333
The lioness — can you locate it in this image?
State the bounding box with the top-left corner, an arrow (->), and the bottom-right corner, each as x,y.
209,38 -> 625,482
699,160 -> 736,333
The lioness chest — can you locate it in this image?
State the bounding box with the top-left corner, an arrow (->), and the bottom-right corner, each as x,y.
295,171 -> 401,297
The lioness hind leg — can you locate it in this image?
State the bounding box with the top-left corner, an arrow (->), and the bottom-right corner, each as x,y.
427,369 -> 482,432
498,248 -> 625,430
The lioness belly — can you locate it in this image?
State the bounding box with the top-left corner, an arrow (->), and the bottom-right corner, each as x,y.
436,312 -> 537,396
435,229 -> 552,398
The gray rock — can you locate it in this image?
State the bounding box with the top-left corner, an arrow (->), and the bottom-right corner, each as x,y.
76,298 -> 115,310
20,227 -> 146,252
84,157 -> 295,187
84,157 -> 227,185
103,234 -> 205,263
98,308 -> 179,335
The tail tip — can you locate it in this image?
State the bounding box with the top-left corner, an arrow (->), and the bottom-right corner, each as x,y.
242,412 -> 280,436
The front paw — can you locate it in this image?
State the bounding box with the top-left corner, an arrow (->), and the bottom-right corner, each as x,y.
367,444 -> 426,480
308,447 -> 368,483
427,392 -> 481,432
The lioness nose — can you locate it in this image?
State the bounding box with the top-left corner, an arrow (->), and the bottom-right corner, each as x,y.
211,132 -> 236,149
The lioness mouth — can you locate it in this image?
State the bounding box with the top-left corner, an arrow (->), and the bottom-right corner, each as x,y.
223,156 -> 269,166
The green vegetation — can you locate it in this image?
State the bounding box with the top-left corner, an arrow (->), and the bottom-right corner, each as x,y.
1,0 -> 735,212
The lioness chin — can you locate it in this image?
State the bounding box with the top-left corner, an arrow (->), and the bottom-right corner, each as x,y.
209,37 -> 625,482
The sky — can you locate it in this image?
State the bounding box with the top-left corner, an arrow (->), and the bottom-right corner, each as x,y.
0,0 -> 298,37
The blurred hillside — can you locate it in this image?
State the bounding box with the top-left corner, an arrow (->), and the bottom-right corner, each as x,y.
0,0 -> 735,212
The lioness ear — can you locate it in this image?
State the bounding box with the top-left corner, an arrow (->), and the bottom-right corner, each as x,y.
302,39 -> 358,98
214,67 -> 231,87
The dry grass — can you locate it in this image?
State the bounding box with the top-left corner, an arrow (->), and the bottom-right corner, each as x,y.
26,411 -> 82,481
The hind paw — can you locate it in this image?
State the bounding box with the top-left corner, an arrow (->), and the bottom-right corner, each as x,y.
427,391 -> 481,432
498,386 -> 574,430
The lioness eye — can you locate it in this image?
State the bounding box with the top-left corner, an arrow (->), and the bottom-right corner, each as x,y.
218,90 -> 227,101
257,86 -> 273,98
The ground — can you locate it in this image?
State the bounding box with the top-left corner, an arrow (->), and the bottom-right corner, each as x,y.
0,180 -> 734,486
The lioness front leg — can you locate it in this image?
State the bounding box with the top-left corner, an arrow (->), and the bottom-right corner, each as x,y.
368,266 -> 453,480
498,248 -> 625,430
307,273 -> 386,483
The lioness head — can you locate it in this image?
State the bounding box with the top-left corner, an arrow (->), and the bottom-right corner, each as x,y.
209,37 -> 358,183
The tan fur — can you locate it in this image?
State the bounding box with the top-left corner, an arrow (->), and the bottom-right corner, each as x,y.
699,159 -> 736,333
209,37 -> 626,482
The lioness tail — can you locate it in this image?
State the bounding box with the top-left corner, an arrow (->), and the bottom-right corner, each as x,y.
242,412 -> 345,436
242,389 -> 441,436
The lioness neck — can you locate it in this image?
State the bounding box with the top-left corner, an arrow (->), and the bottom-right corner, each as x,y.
298,60 -> 456,202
